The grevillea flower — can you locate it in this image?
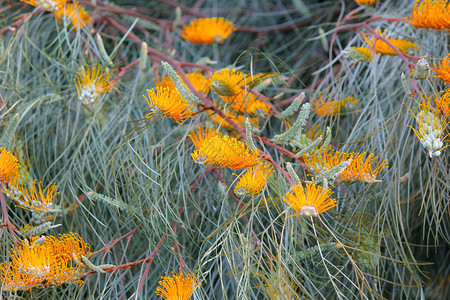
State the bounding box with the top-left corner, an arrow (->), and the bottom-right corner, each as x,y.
210,69 -> 245,96
354,0 -> 378,5
342,47 -> 374,62
208,109 -> 260,131
407,0 -> 450,31
407,100 -> 449,157
182,17 -> 236,44
156,268 -> 200,300
157,72 -> 210,95
55,4 -> 91,30
364,30 -> 419,56
304,148 -> 388,183
188,126 -> 221,150
431,53 -> 450,84
5,180 -> 60,214
75,64 -> 117,104
0,233 -> 90,292
436,89 -> 450,116
144,87 -> 194,124
283,183 -> 336,217
0,148 -> 21,184
191,134 -> 260,170
313,95 -> 358,117
234,162 -> 274,197
20,0 -> 67,12
224,91 -> 271,117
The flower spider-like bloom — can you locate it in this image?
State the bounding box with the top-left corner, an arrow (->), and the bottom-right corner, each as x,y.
182,17 -> 236,44
313,95 -> 358,117
342,47 -> 374,63
210,69 -> 246,96
144,87 -> 194,124
354,0 -> 378,5
55,4 -> 91,30
283,183 -> 336,217
224,91 -> 271,118
188,126 -> 221,150
191,134 -> 260,170
208,109 -> 260,132
234,162 -> 274,197
0,148 -> 21,184
408,100 -> 449,158
156,268 -> 200,300
436,89 -> 450,116
75,64 -> 116,105
407,0 -> 450,31
20,0 -> 67,12
0,233 -> 90,292
363,30 -> 419,56
431,53 -> 450,84
304,148 -> 388,183
157,72 -> 210,95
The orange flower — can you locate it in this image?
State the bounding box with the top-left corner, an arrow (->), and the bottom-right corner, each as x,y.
144,87 -> 194,124
20,0 -> 67,11
407,0 -> 450,31
234,162 -> 274,196
182,17 -> 236,44
157,72 -> 210,95
283,183 -> 336,217
0,148 -> 21,184
436,89 -> 450,116
364,30 -> 419,56
354,0 -> 378,5
431,53 -> 450,84
156,268 -> 200,300
224,91 -> 271,117
313,95 -> 358,117
188,126 -> 221,150
55,4 -> 91,30
75,64 -> 117,104
210,69 -> 246,96
304,148 -> 388,183
208,109 -> 260,131
191,134 -> 259,170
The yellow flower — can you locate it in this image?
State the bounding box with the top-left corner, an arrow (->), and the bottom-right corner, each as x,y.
157,72 -> 210,95
0,233 -> 89,292
156,268 -> 200,300
20,0 -> 67,12
283,183 -> 336,217
191,134 -> 260,170
343,47 -> 374,62
208,109 -> 260,132
354,0 -> 378,5
234,162 -> 274,196
224,91 -> 271,117
144,87 -> 194,124
4,180 -> 60,214
407,0 -> 450,31
0,148 -> 21,184
313,95 -> 358,117
182,17 -> 236,44
407,100 -> 449,157
55,4 -> 91,30
364,30 -> 419,56
75,64 -> 117,104
437,89 -> 450,116
188,126 -> 221,150
431,53 -> 450,84
210,69 -> 245,96
304,148 -> 388,183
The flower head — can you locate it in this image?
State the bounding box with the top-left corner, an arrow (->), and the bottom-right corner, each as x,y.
313,95 -> 358,117
431,53 -> 450,84
182,17 -> 236,44
342,47 -> 374,62
283,183 -> 336,217
304,148 -> 388,183
55,4 -> 91,30
157,72 -> 210,95
208,109 -> 260,132
75,64 -> 116,104
20,0 -> 68,12
354,0 -> 378,5
144,87 -> 194,124
408,100 -> 449,157
0,148 -> 21,184
210,69 -> 245,96
191,134 -> 260,170
364,30 -> 419,56
224,91 -> 271,117
436,89 -> 450,116
156,268 -> 200,300
234,162 -> 274,197
407,0 -> 450,31
188,126 -> 221,150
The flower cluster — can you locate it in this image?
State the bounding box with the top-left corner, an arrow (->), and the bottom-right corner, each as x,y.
407,0 -> 450,31
364,30 -> 419,56
182,17 -> 236,44
156,268 -> 200,300
75,64 -> 117,105
0,148 -> 21,184
144,87 -> 194,124
431,53 -> 450,84
313,95 -> 358,117
283,183 -> 336,217
234,162 -> 274,197
157,72 -> 210,95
